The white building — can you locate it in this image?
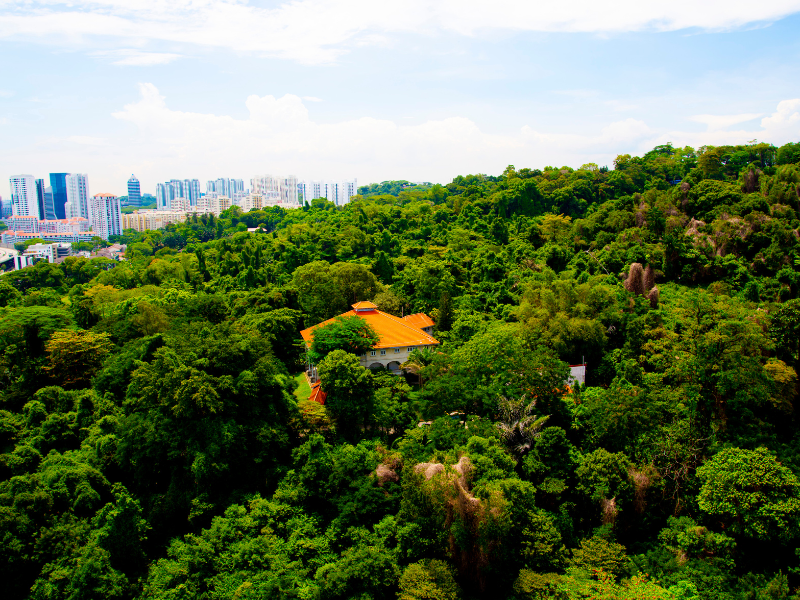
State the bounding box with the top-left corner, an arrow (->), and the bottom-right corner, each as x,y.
5,215 -> 40,233
40,217 -> 91,233
64,174 -> 91,220
299,179 -> 358,206
2,230 -> 98,245
91,193 -> 123,240
9,175 -> 39,218
251,175 -> 299,207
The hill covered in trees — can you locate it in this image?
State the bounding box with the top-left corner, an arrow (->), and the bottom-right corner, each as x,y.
2,140 -> 800,599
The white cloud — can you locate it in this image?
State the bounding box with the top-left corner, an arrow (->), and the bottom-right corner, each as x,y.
3,85 -> 799,193
1,1 -> 799,64
652,100 -> 800,149
689,112 -> 762,131
93,49 -> 183,66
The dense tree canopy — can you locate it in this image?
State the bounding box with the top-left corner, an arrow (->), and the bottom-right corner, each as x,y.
1,139 -> 800,599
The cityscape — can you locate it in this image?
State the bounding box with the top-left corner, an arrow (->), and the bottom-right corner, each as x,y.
1,172 -> 358,269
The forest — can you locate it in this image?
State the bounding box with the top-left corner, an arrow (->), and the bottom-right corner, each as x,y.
2,140 -> 800,599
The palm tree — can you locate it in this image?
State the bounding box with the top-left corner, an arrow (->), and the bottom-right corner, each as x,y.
496,394 -> 549,458
401,347 -> 436,389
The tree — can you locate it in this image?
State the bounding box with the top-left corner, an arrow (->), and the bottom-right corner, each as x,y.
696,447 -> 800,541
308,316 -> 379,364
317,349 -> 375,441
399,560 -> 462,600
496,394 -> 549,458
437,292 -> 453,332
44,329 -> 113,390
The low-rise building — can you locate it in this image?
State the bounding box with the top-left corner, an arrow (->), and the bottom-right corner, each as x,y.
1,230 -> 98,245
123,210 -> 188,232
5,215 -> 40,233
300,301 -> 439,382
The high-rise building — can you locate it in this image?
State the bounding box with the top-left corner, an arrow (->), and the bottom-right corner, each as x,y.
0,196 -> 7,219
64,174 -> 91,220
9,175 -> 39,218
91,193 -> 123,240
184,179 -> 200,206
156,182 -> 172,210
35,179 -> 56,220
49,173 -> 69,219
127,174 -> 142,207
251,175 -> 299,206
298,179 -> 357,206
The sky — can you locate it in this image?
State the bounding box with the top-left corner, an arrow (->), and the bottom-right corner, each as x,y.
1,0 -> 800,198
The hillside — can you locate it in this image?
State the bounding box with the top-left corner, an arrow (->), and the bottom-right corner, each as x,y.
2,140 -> 800,599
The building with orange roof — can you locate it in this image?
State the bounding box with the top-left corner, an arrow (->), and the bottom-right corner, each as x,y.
300,301 -> 439,379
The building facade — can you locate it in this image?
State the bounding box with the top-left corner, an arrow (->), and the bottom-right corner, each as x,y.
5,215 -> 40,233
122,210 -> 188,232
251,175 -> 299,206
64,174 -> 91,220
127,174 -> 142,207
299,179 -> 358,206
9,175 -> 38,218
2,230 -> 98,245
49,173 -> 69,219
91,193 -> 123,240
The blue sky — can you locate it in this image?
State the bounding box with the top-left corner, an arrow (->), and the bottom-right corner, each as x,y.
1,1 -> 800,197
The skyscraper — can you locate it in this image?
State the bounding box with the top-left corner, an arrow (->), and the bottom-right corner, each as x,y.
49,173 -> 69,219
64,174 -> 91,220
251,175 -> 299,206
298,178 -> 357,206
9,175 -> 39,218
91,193 -> 123,240
185,179 -> 200,206
127,175 -> 141,207
156,182 -> 170,210
36,178 -> 57,220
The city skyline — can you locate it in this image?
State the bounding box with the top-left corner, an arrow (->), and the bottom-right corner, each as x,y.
0,1 -> 798,198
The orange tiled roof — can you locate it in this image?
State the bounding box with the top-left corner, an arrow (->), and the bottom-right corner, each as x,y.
300,302 -> 438,349
309,381 -> 327,405
402,313 -> 435,329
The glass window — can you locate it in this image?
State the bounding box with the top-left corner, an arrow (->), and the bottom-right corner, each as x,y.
407,347 -> 414,352
370,350 -> 376,356
394,348 -> 400,353
380,349 -> 386,355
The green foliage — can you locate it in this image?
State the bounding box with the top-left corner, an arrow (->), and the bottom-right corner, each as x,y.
308,315 -> 380,364
696,447 -> 800,541
317,349 -> 375,441
2,141 -> 800,600
398,559 -> 461,600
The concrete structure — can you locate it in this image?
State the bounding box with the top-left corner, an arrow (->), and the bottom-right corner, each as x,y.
2,230 -> 98,245
127,175 -> 142,207
300,301 -> 439,381
299,179 -> 358,206
5,215 -> 40,233
123,210 -> 188,232
9,175 -> 38,218
64,174 -> 91,220
251,175 -> 299,207
91,193 -> 123,240
0,196 -> 10,218
23,242 -> 72,263
40,217 -> 91,233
